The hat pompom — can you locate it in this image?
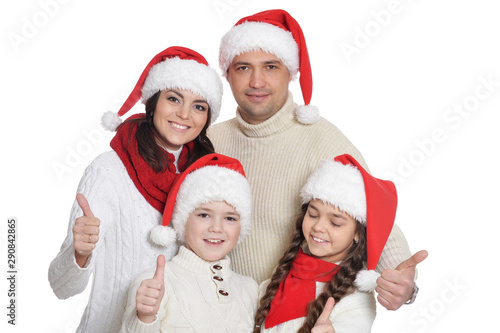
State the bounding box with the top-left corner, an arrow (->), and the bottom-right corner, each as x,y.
296,104 -> 320,124
354,270 -> 381,292
150,225 -> 177,247
101,111 -> 122,132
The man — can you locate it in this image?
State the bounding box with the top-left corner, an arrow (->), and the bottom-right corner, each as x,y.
208,9 -> 426,310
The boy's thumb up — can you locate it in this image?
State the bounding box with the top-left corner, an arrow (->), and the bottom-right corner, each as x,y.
153,254 -> 166,282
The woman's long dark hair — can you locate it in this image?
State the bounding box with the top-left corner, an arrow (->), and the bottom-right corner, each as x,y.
118,90 -> 214,172
254,203 -> 367,333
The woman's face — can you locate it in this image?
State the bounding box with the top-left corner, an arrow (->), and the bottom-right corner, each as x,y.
184,201 -> 241,262
302,199 -> 359,263
153,89 -> 209,151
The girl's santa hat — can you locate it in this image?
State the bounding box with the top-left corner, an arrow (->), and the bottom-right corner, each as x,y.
150,153 -> 252,246
101,46 -> 223,131
219,9 -> 319,125
300,154 -> 398,292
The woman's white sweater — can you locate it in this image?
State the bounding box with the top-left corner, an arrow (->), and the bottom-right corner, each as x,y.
48,151 -> 178,333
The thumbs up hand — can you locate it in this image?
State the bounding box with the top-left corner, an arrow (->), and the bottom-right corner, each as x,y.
73,193 -> 100,267
136,255 -> 166,324
376,250 -> 428,310
312,297 -> 336,333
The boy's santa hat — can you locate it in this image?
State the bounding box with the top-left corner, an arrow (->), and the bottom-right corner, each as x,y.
219,9 -> 319,125
300,154 -> 398,291
101,46 -> 223,132
150,153 -> 252,247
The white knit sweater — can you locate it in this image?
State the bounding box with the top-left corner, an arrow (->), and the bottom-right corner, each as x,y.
121,246 -> 258,333
208,93 -> 412,283
48,151 -> 178,333
259,280 -> 376,333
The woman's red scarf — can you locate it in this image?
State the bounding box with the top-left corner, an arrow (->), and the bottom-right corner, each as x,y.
265,248 -> 340,328
110,114 -> 192,213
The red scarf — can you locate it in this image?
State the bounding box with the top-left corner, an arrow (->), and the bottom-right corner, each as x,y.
265,248 -> 339,329
110,113 -> 192,213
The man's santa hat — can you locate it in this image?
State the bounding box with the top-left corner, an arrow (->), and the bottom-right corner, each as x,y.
101,46 -> 223,131
219,9 -> 319,124
150,153 -> 252,246
300,154 -> 398,291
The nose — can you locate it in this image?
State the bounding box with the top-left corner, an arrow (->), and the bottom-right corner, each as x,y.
176,104 -> 190,120
208,218 -> 223,233
311,218 -> 326,233
249,68 -> 265,89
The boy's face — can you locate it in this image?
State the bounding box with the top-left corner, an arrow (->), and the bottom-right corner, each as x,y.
184,201 -> 241,262
302,199 -> 359,264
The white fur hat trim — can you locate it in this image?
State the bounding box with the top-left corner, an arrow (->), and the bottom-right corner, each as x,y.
354,270 -> 381,292
219,21 -> 299,79
296,104 -> 320,124
142,57 -> 223,124
149,225 -> 177,247
101,110 -> 123,132
300,159 -> 367,223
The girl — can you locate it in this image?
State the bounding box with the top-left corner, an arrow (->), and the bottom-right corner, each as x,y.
121,153 -> 258,332
255,154 -> 400,333
48,46 -> 223,333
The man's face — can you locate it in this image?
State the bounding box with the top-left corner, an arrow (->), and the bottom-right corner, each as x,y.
227,50 -> 292,124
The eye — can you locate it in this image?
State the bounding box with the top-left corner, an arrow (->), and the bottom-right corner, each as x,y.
330,221 -> 341,227
236,65 -> 249,71
198,213 -> 209,218
167,96 -> 180,103
307,212 -> 318,219
267,65 -> 278,70
194,104 -> 207,112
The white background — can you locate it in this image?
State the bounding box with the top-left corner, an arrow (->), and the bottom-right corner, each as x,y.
1,0 -> 499,332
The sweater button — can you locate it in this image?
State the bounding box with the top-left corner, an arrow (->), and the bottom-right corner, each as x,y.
213,276 -> 224,282
213,265 -> 222,270
218,290 -> 229,296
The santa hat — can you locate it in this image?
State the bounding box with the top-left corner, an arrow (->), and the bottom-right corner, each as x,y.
101,46 -> 223,131
300,154 -> 397,291
150,153 -> 252,247
219,9 -> 319,124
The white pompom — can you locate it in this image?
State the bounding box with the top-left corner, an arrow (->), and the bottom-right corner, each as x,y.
101,111 -> 122,132
354,270 -> 381,292
295,104 -> 320,124
149,225 -> 177,247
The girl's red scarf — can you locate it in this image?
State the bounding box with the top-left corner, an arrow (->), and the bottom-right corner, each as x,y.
265,248 -> 340,328
110,114 -> 192,213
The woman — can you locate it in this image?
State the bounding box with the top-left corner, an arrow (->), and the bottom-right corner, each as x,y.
48,46 -> 223,333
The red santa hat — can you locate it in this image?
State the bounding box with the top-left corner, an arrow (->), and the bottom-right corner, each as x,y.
300,154 -> 397,291
219,9 -> 319,124
101,46 -> 223,131
150,153 -> 253,247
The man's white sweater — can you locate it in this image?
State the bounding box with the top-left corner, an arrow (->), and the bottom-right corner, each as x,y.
208,93 -> 412,283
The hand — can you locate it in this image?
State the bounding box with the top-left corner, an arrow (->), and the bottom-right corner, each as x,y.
73,193 -> 100,267
312,297 -> 336,333
376,250 -> 428,310
136,255 -> 166,323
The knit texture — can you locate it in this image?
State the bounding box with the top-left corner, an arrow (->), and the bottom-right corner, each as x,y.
258,279 -> 376,333
208,93 -> 412,283
48,151 -> 178,333
121,246 -> 258,332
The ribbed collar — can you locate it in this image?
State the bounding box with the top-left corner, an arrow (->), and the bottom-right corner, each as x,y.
172,246 -> 232,277
235,92 -> 297,138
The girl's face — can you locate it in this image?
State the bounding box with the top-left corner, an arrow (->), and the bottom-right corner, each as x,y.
153,89 -> 209,151
184,201 -> 241,262
302,199 -> 359,264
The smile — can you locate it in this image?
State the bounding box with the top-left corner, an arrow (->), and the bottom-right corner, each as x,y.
169,121 -> 189,130
311,235 -> 328,244
205,239 -> 224,244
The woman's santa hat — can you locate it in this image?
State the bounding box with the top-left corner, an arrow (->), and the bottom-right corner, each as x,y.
300,154 -> 398,291
219,9 -> 319,124
150,153 -> 252,246
101,46 -> 223,131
